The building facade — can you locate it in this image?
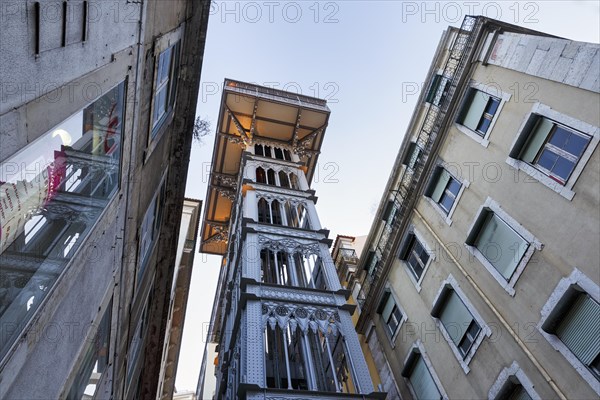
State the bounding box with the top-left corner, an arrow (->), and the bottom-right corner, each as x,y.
157,198 -> 202,400
355,16 -> 599,400
0,1 -> 210,398
198,80 -> 385,399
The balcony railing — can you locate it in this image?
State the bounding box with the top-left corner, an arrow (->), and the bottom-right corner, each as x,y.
357,15 -> 482,325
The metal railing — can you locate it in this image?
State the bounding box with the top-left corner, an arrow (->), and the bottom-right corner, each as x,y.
357,16 -> 482,313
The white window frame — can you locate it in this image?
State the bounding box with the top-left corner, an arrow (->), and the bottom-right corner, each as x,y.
465,197 -> 542,297
377,285 -> 407,345
455,81 -> 511,147
538,268 -> 600,395
398,227 -> 436,292
506,103 -> 600,201
425,162 -> 470,226
431,275 -> 491,373
488,361 -> 541,400
401,339 -> 448,400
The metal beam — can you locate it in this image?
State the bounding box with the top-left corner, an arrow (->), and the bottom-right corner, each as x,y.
225,106 -> 251,145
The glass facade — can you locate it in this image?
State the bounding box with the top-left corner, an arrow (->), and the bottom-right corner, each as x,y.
0,81 -> 126,358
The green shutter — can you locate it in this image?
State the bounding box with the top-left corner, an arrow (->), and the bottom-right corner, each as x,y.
521,118 -> 553,163
431,169 -> 451,203
409,356 -> 442,400
440,291 -> 473,346
426,75 -> 442,104
381,296 -> 395,322
475,214 -> 528,280
556,294 -> 600,365
461,90 -> 489,131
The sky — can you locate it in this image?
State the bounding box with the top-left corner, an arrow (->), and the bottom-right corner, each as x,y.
175,1 -> 600,394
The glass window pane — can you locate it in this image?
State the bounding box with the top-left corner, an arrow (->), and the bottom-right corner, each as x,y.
447,178 -> 461,195
551,157 -> 575,182
440,193 -> 455,213
477,116 -> 492,134
537,149 -> 559,171
486,97 -> 500,116
0,81 -> 125,359
548,126 -> 570,148
564,133 -> 589,158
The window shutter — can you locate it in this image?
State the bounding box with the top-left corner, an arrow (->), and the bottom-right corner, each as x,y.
377,289 -> 391,314
475,214 -> 529,280
431,169 -> 451,203
382,200 -> 394,222
409,356 -> 442,400
461,90 -> 489,131
397,233 -> 414,260
466,209 -> 491,245
556,294 -> 600,365
440,291 -> 473,346
363,250 -> 375,271
520,118 -> 554,163
426,75 -> 442,104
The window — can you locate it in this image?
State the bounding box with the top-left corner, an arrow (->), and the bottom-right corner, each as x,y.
489,362 -> 541,400
255,144 -> 264,156
274,148 -> 284,160
426,74 -> 449,107
465,198 -> 541,296
67,300 -> 112,400
539,270 -> 600,394
401,346 -> 444,400
267,169 -> 276,185
138,178 -> 166,282
437,290 -> 480,358
151,41 -> 180,135
507,104 -> 599,200
256,167 -> 266,184
399,235 -> 429,282
398,230 -> 434,289
512,115 -> 591,185
544,292 -> 600,379
271,200 -> 283,225
363,250 -> 379,282
402,142 -> 422,170
377,290 -> 403,337
471,212 -> 527,281
0,81 -> 125,360
431,276 -> 489,372
426,167 -> 462,215
279,171 -> 290,188
257,198 -> 270,223
457,88 -> 501,136
283,149 -> 292,161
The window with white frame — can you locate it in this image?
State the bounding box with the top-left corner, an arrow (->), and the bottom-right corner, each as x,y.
425,166 -> 462,215
489,362 -> 541,400
457,88 -> 501,136
398,233 -> 431,283
434,290 -> 481,358
377,289 -> 403,338
401,347 -> 444,400
539,270 -> 600,395
465,198 -> 541,296
151,41 -> 180,136
431,277 -> 489,372
507,104 -> 599,200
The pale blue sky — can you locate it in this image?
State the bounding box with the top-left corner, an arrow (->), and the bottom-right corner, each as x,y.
177,1 -> 600,393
